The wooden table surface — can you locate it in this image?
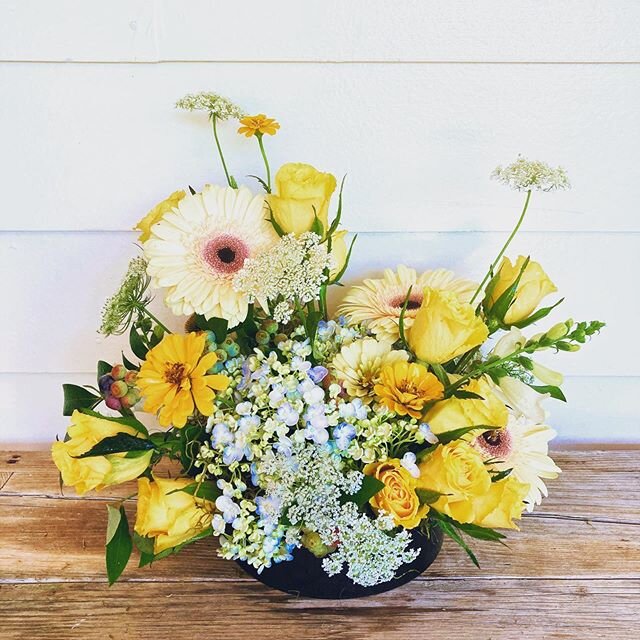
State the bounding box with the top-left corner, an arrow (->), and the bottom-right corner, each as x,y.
1,449 -> 639,639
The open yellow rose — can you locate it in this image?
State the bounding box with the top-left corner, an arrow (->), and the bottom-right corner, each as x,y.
471,476 -> 529,530
135,190 -> 186,242
408,287 -> 488,364
425,375 -> 508,435
134,476 -> 213,553
417,441 -> 492,524
488,255 -> 557,324
51,410 -> 152,495
266,163 -> 337,235
364,459 -> 428,529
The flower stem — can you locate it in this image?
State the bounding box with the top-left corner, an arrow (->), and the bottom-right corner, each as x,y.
256,134 -> 271,192
211,115 -> 234,188
136,305 -> 171,335
470,189 -> 532,305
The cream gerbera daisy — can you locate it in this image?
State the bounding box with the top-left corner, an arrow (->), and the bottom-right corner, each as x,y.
337,265 -> 476,342
472,416 -> 561,511
332,337 -> 408,403
143,185 -> 278,326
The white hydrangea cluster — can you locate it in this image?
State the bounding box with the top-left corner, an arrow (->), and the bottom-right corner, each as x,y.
257,442 -> 419,587
233,233 -> 332,324
491,156 -> 570,192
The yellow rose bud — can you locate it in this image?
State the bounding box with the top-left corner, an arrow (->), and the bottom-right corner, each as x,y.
134,476 -> 213,554
417,441 -> 492,524
489,255 -> 557,325
51,410 -> 152,495
407,288 -> 489,364
135,190 -> 186,242
425,375 -> 509,435
329,229 -> 349,280
266,163 -> 337,235
364,459 -> 429,529
472,476 -> 529,530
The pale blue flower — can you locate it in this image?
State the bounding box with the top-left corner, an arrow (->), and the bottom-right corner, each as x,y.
211,514 -> 226,535
211,423 -> 233,446
333,422 -> 356,451
308,366 -> 328,384
277,403 -> 300,427
298,379 -> 325,405
401,451 -> 420,478
316,320 -> 336,340
339,398 -> 368,421
268,386 -> 286,408
291,355 -> 311,374
419,422 -> 439,444
215,495 -> 241,523
236,401 -> 253,415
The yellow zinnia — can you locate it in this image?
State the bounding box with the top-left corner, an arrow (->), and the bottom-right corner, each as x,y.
237,114 -> 280,137
137,333 -> 229,428
374,361 -> 444,418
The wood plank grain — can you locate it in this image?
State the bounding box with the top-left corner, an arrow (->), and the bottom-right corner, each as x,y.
0,579 -> 638,640
4,451 -> 639,522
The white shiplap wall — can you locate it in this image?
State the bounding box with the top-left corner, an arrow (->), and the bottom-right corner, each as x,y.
1,1 -> 639,446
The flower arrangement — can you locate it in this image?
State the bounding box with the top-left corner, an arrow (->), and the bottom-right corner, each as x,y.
53,92 -> 603,593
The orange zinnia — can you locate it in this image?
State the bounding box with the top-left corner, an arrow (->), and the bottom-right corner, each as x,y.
237,114 -> 280,137
374,361 -> 444,419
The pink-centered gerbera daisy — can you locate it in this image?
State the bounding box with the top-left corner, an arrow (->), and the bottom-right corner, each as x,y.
338,265 -> 476,343
142,185 -> 278,326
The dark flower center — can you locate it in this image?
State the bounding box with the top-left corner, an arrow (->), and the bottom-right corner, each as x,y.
389,294 -> 423,310
164,363 -> 187,385
217,247 -> 236,264
202,234 -> 249,275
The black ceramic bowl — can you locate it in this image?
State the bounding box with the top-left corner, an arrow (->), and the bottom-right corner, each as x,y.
236,525 -> 443,599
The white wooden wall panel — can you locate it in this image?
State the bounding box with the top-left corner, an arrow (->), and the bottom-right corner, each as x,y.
1,62 -> 639,232
2,1 -> 640,62
1,1 -> 637,445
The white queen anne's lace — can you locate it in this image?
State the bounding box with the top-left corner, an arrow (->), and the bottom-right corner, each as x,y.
491,156 -> 570,192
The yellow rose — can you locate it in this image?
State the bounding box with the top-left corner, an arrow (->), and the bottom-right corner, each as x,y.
488,255 -> 557,324
134,476 -> 213,553
51,410 -> 152,495
364,459 -> 429,529
135,190 -> 186,242
266,163 -> 337,235
425,375 -> 508,435
472,476 -> 529,529
417,441 -> 492,524
408,287 -> 489,364
329,229 -> 349,280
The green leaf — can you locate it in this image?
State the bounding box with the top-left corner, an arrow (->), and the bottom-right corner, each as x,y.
194,314 -> 228,339
342,475 -> 385,508
122,352 -> 140,372
398,285 -> 413,347
415,444 -> 438,462
62,384 -> 101,416
188,185 -> 197,195
437,425 -> 499,445
152,527 -> 213,561
511,298 -> 565,329
264,201 -> 286,237
490,468 -> 513,483
175,481 -> 221,502
433,517 -> 480,568
304,310 -> 323,354
105,503 -> 122,545
327,175 -> 347,238
415,488 -> 446,505
310,208 -> 324,238
452,521 -> 506,542
97,360 -> 113,380
129,325 -> 148,360
105,505 -> 132,585
79,408 -> 148,436
487,256 -> 530,323
451,390 -> 484,401
247,174 -> 270,193
529,384 -> 567,402
74,433 -> 155,458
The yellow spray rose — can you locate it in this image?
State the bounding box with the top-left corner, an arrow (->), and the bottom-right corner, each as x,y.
135,190 -> 186,242
266,163 -> 337,235
134,476 -> 213,553
417,441 -> 492,524
51,411 -> 152,495
425,375 -> 508,435
488,255 -> 557,324
407,287 -> 489,364
471,476 -> 529,530
364,459 -> 429,529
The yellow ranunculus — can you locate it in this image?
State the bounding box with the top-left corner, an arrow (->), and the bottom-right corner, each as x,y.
488,255 -> 557,325
135,190 -> 186,242
425,375 -> 508,435
407,287 -> 489,364
51,411 -> 152,495
472,476 -> 529,530
134,476 -> 213,553
266,163 -> 337,235
329,229 -> 349,280
364,459 -> 429,529
417,441 -> 492,524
